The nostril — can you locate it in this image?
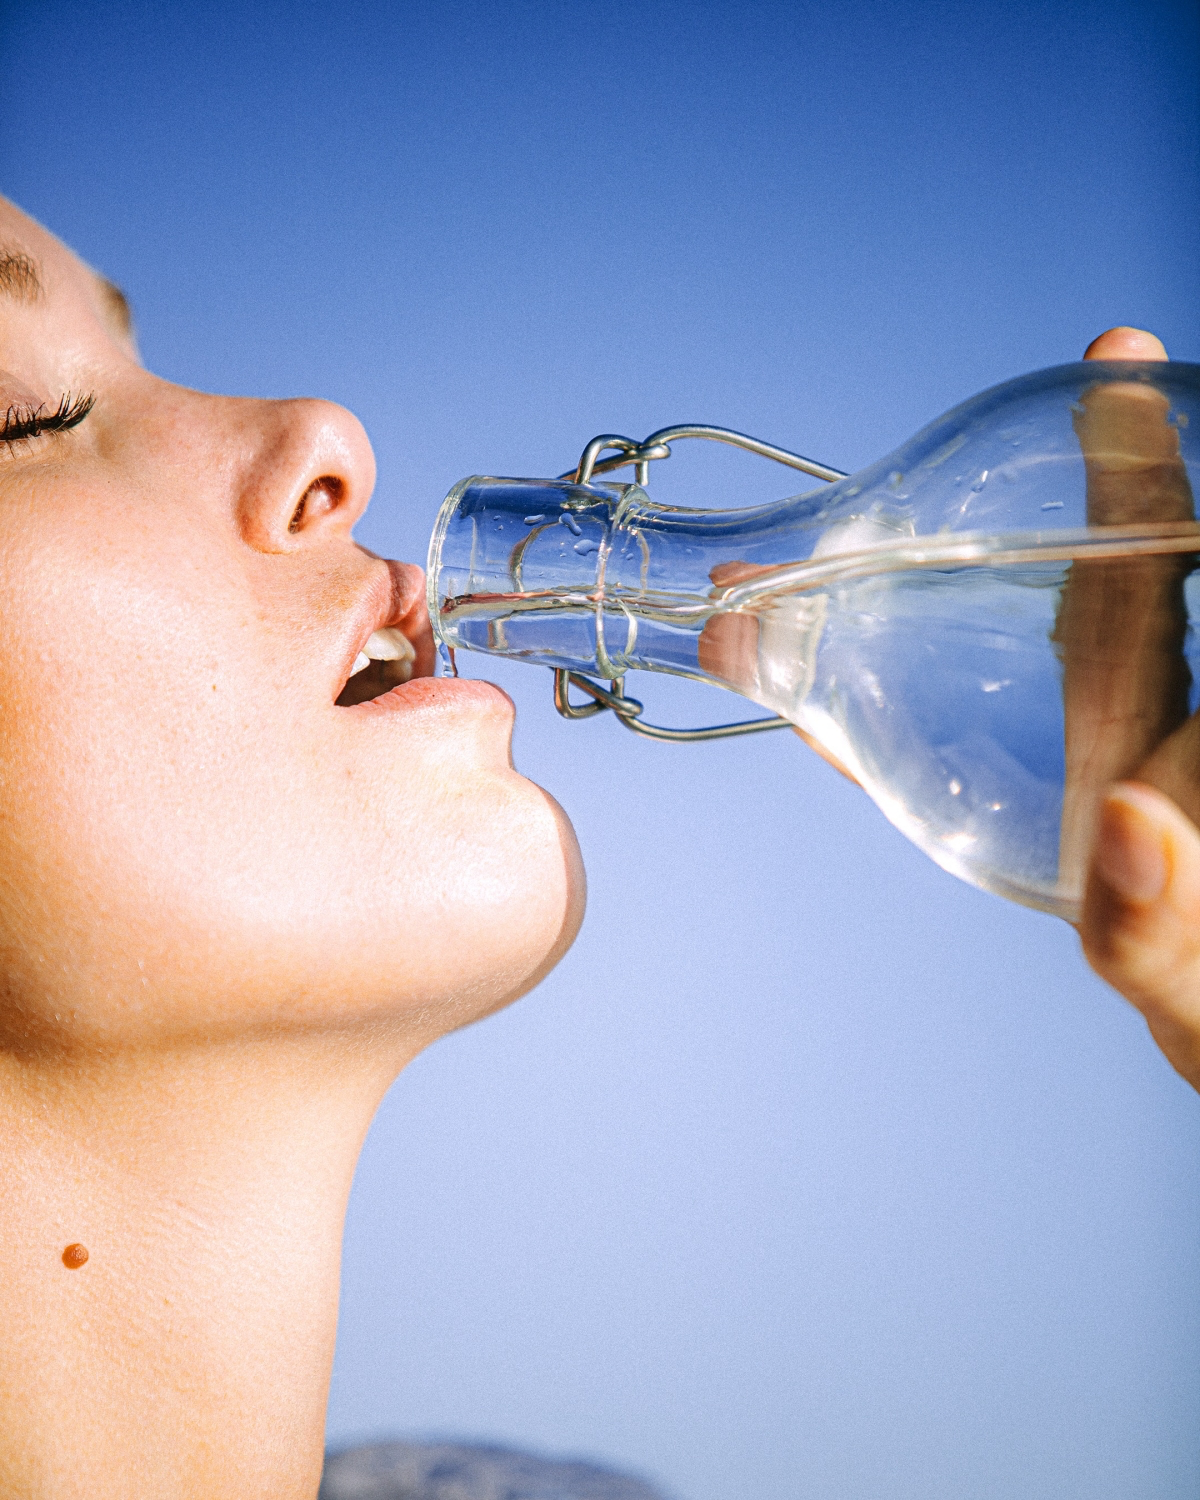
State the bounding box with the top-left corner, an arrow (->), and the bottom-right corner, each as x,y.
289,474 -> 346,534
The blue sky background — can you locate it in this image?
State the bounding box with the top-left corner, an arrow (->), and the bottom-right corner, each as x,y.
3,2 -> 1199,1496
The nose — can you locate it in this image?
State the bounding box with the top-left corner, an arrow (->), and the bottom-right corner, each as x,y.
224,395 -> 378,554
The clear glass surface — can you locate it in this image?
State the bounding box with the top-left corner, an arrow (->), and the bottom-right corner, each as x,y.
429,360 -> 1200,917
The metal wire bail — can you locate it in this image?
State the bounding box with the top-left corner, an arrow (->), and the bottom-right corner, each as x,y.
552,423 -> 847,742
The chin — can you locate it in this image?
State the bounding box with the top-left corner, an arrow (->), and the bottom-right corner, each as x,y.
370,769 -> 586,1036
233,762 -> 588,1047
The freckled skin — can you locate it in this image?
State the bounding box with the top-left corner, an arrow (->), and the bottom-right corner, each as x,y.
61,1244 -> 88,1269
0,194 -> 585,1500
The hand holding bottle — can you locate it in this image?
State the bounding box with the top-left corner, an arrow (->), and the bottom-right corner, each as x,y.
1078,328 -> 1200,1092
694,322 -> 1200,1093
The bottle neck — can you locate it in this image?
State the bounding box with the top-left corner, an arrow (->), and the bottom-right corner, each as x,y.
427,475 -> 831,692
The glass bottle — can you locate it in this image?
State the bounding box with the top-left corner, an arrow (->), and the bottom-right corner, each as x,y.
428,360 -> 1200,918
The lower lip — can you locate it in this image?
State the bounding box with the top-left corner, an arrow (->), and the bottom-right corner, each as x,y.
345,674 -> 514,720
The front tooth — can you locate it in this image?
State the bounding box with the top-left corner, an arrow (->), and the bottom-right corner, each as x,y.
350,651 -> 371,676
364,627 -> 416,665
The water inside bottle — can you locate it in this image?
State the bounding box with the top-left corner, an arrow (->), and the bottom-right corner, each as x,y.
746,547 -> 1200,915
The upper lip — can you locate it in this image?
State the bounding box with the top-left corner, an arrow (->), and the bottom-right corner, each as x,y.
336,557 -> 435,700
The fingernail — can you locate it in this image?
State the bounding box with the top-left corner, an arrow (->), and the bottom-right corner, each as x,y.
1093,786 -> 1169,903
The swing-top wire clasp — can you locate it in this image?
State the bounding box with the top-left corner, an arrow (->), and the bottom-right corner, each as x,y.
550,424 -> 848,742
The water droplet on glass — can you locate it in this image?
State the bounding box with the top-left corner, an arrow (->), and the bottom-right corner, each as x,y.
970,470 -> 989,492
560,513 -> 583,536
948,779 -> 962,796
1040,500 -> 1064,510
887,471 -> 903,488
573,539 -> 599,555
523,514 -> 545,525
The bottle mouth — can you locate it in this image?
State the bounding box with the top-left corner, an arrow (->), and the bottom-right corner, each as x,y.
427,475 -> 634,655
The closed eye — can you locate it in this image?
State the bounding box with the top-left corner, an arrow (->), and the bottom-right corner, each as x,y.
1,391 -> 96,446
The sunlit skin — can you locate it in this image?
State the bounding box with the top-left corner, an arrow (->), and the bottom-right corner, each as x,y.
0,197 -> 584,1499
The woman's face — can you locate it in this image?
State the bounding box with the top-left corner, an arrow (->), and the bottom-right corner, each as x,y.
0,198 -> 584,1054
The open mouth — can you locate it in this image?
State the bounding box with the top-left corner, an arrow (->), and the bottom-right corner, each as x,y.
335,626 -> 419,706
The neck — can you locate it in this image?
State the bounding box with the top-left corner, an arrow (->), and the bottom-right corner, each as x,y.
0,1029 -> 415,1499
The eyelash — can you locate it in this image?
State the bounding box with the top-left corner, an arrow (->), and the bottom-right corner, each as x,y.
1,391 -> 96,447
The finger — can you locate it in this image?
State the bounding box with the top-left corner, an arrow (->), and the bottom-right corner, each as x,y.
791,725 -> 860,784
1070,377 -> 1191,527
1083,326 -> 1168,361
1081,781 -> 1200,1090
700,561 -> 860,782
700,558 -> 792,701
1053,329 -> 1193,895
697,609 -> 761,691
708,560 -> 776,588
1136,708 -> 1200,829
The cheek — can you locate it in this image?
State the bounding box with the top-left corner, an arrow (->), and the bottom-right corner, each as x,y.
0,651 -> 583,1043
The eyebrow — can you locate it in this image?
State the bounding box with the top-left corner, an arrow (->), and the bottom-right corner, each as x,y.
0,248 -> 43,301
0,243 -> 134,341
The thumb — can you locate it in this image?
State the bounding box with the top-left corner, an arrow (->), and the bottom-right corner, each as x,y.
1081,782 -> 1200,1090
1083,326 -> 1168,361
